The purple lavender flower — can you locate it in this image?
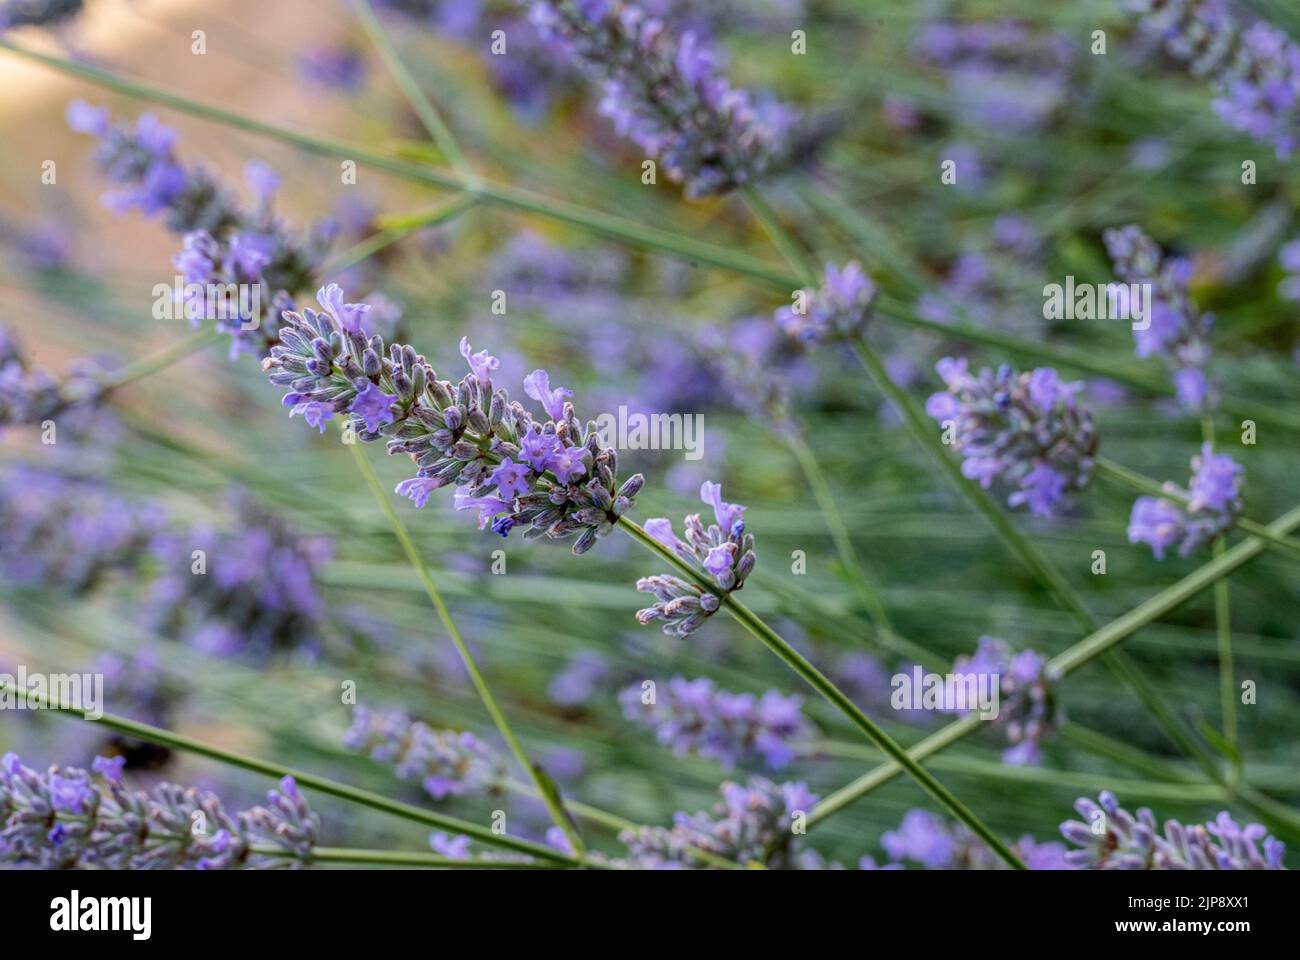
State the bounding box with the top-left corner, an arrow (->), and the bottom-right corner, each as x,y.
620,676 -> 812,769
263,285 -> 642,553
1128,442 -> 1244,559
926,358 -> 1098,516
1061,791 -> 1286,869
525,0 -> 815,196
0,323 -> 110,431
145,490 -> 333,660
913,19 -> 1076,133
620,776 -> 817,869
344,706 -> 505,801
1129,0 -> 1300,158
0,465 -> 155,592
1104,224 -> 1216,412
547,650 -> 609,707
774,261 -> 876,343
0,753 -> 317,869
634,481 -> 756,637
0,0 -> 82,30
946,637 -> 1061,766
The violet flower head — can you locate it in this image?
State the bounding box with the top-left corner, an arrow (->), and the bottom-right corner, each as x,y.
0,753 -> 318,869
1061,791 -> 1286,869
619,676 -> 811,769
0,323 -> 109,431
264,287 -> 642,554
0,0 -> 83,31
620,776 -> 818,869
525,0 -> 816,197
1129,0 -> 1300,158
344,706 -> 505,801
947,637 -> 1062,766
1104,224 -> 1216,412
634,481 -> 756,637
926,358 -> 1098,517
1128,442 -> 1244,559
297,45 -> 368,92
880,807 -> 1072,870
774,261 -> 877,344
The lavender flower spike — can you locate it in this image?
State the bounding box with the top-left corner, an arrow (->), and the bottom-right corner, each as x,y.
619,677 -> 812,769
344,706 -> 505,801
0,753 -> 317,869
1104,224 -> 1215,411
0,0 -> 83,32
774,261 -> 877,343
1128,442 -> 1244,559
526,0 -> 812,197
1061,791 -> 1286,869
263,283 -> 642,553
880,808 -> 1073,870
634,481 -> 756,637
926,358 -> 1098,517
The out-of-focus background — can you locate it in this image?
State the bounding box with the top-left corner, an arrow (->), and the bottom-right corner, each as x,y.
1,0 -> 1298,868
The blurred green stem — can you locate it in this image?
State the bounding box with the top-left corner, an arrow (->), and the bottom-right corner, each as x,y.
348,440 -> 588,860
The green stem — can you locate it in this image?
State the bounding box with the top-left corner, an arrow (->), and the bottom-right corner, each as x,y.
353,0 -> 480,189
808,504 -> 1300,838
1201,417 -> 1238,762
72,328 -> 222,401
348,441 -> 588,860
309,847 -> 560,868
739,185 -> 819,283
0,680 -> 582,866
616,515 -> 1025,869
320,193 -> 478,276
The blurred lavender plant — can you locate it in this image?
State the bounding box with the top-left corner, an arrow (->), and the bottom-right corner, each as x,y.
67,103 -> 334,357
619,776 -> 818,868
880,807 -> 1072,870
913,19 -> 1076,133
525,0 -> 812,196
1129,0 -> 1300,158
1104,224 -> 1216,411
947,637 -> 1061,766
774,261 -> 876,344
344,706 -> 505,800
0,753 -> 317,869
1277,235 -> 1300,300
0,464 -> 154,591
1061,791 -> 1285,869
635,481 -> 755,637
926,358 -> 1098,517
265,284 -> 642,553
0,323 -> 108,431
297,45 -> 368,91
146,491 -> 333,660
1128,442 -> 1243,559
619,676 -> 811,769
0,0 -> 81,31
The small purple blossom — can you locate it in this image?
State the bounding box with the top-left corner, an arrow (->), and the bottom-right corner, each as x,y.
344,706 -> 504,801
775,261 -> 876,343
523,368 -> 572,420
348,381 -> 398,432
1129,443 -> 1244,559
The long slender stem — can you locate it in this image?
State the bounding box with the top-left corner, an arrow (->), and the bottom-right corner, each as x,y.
348,441 -> 588,859
0,680 -> 582,865
616,515 -> 1025,869
808,503 -> 1300,837
1201,416 -> 1238,763
65,328 -> 222,403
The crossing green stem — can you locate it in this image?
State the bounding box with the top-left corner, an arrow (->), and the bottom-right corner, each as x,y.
347,442 -> 588,860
